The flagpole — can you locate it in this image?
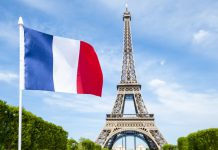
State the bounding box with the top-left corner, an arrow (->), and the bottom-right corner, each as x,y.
18,16 -> 24,150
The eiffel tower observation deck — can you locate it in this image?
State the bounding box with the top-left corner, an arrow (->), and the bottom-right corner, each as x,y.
96,5 -> 167,150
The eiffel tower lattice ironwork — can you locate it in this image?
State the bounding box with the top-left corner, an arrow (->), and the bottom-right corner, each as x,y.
96,6 -> 167,150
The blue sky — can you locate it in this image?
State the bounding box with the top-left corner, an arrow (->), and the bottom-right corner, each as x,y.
0,0 -> 218,146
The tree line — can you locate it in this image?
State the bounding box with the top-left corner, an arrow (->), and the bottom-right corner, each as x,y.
67,138 -> 108,150
0,100 -> 107,150
0,100 -> 68,149
162,128 -> 218,150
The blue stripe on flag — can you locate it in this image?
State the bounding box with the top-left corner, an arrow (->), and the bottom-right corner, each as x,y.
24,27 -> 54,91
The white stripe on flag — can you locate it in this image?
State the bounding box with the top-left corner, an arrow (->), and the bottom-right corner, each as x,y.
53,36 -> 80,93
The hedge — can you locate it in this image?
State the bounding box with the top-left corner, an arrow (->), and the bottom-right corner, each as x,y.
166,128 -> 218,150
0,100 -> 68,150
186,128 -> 218,150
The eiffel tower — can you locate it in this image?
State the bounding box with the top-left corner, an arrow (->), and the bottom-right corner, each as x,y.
96,5 -> 167,150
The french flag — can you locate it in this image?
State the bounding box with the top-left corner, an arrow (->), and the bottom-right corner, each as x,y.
21,27 -> 103,97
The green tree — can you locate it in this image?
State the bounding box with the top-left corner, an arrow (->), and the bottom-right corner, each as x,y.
0,99 -> 68,150
67,138 -> 78,150
80,139 -> 95,150
0,100 -> 9,149
188,128 -> 218,150
94,144 -> 102,150
162,144 -> 177,150
177,137 -> 188,150
77,138 -> 104,150
187,132 -> 198,150
0,101 -> 18,149
177,128 -> 218,150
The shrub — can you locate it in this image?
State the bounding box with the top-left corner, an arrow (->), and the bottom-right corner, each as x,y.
162,144 -> 178,150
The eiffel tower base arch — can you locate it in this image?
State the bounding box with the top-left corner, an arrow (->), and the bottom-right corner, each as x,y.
96,116 -> 166,150
105,130 -> 158,150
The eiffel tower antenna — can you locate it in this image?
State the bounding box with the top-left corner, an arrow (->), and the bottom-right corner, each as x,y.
96,5 -> 167,150
125,1 -> 128,10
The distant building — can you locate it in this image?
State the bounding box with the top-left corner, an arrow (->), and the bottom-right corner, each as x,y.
112,145 -> 147,150
136,145 -> 147,150
112,145 -> 125,150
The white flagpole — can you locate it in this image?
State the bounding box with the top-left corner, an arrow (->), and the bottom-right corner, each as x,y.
18,16 -> 24,150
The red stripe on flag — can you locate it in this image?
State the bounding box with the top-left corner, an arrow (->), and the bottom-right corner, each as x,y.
77,41 -> 103,97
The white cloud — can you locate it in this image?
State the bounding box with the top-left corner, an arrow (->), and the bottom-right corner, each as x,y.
160,60 -> 165,66
97,0 -> 124,10
147,78 -> 218,143
0,22 -> 18,45
43,94 -> 114,113
193,30 -> 210,44
191,29 -> 218,59
0,72 -> 18,83
149,78 -> 218,116
149,79 -> 166,88
19,0 -> 59,14
99,54 -> 121,84
97,0 -> 218,59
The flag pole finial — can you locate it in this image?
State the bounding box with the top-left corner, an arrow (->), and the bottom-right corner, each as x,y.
18,16 -> 23,26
